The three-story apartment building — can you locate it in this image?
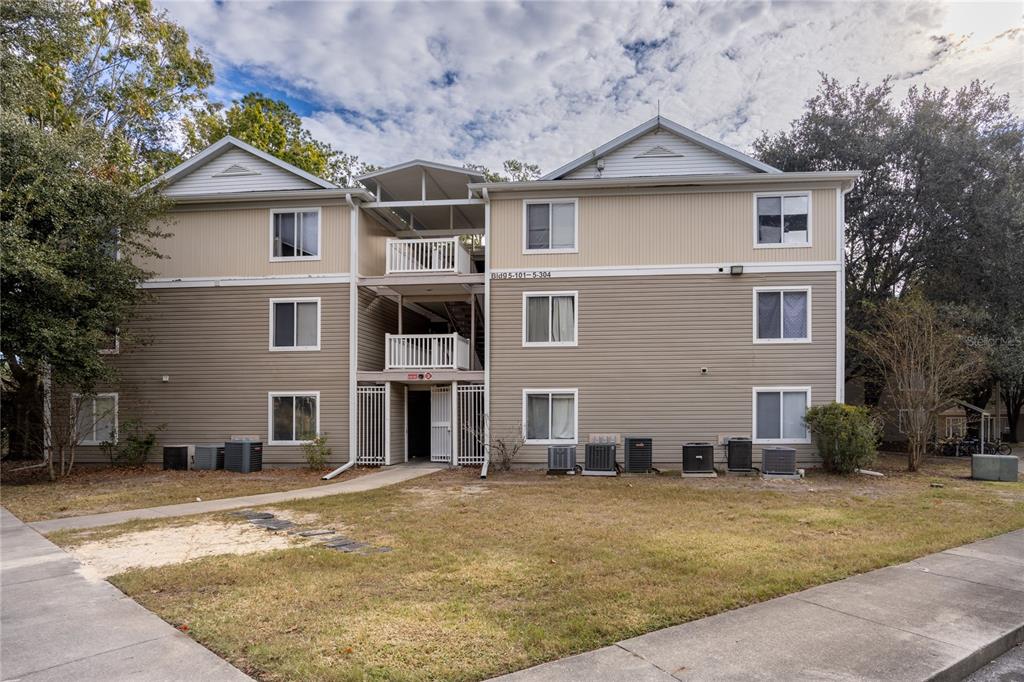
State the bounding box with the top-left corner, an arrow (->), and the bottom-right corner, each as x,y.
76,116 -> 858,473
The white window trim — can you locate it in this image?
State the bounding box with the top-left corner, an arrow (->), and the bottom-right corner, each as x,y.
752,386 -> 812,445
522,388 -> 579,445
268,297 -> 322,351
73,392 -> 119,445
752,191 -> 813,249
522,198 -> 579,254
99,331 -> 120,355
752,286 -> 812,344
522,291 -> 579,347
267,391 -> 320,445
269,207 -> 322,262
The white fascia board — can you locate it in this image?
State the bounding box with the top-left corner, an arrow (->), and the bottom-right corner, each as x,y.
490,261 -> 840,279
470,171 -> 862,194
142,274 -> 351,289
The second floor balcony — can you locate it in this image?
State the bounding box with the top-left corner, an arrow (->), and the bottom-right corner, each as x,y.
386,237 -> 472,275
385,333 -> 471,370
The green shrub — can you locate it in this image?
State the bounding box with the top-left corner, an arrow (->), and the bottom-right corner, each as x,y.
804,402 -> 880,474
302,434 -> 331,470
112,419 -> 160,468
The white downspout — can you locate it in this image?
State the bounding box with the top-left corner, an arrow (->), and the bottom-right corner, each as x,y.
480,187 -> 491,479
324,193 -> 360,479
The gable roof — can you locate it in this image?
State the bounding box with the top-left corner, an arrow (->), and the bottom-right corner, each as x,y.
540,115 -> 780,180
144,136 -> 338,192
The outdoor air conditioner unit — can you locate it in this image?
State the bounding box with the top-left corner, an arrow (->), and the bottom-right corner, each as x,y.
193,444 -> 225,470
224,441 -> 263,473
762,447 -> 797,475
726,437 -> 753,472
682,442 -> 715,473
547,446 -> 577,473
623,437 -> 653,473
583,443 -> 616,476
162,445 -> 192,471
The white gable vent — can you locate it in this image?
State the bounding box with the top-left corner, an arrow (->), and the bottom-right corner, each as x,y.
214,163 -> 260,177
635,145 -> 682,158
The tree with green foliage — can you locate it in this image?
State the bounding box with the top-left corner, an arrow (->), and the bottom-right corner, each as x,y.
755,76 -> 1023,404
464,159 -> 542,182
1,0 -> 214,180
183,92 -> 377,186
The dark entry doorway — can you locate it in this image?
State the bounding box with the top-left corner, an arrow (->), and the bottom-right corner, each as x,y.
407,389 -> 431,459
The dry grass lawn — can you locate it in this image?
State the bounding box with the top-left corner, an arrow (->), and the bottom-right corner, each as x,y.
60,454 -> 1023,682
0,463 -> 370,521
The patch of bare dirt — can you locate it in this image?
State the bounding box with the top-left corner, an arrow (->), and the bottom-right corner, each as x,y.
68,521 -> 311,580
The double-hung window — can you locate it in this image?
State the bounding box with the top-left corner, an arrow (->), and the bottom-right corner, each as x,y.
74,393 -> 118,445
523,292 -> 577,346
271,208 -> 320,260
523,389 -> 577,444
270,298 -> 320,351
269,392 -> 319,444
753,387 -> 810,443
754,288 -> 810,342
524,199 -> 577,252
755,193 -> 810,246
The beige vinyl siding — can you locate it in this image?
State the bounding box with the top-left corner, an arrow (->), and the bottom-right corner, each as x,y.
489,271 -> 837,467
359,213 -> 390,277
76,283 -> 349,465
389,383 -> 406,464
565,129 -> 750,179
140,203 -> 349,279
490,187 -> 837,269
358,289 -> 398,371
164,148 -> 320,196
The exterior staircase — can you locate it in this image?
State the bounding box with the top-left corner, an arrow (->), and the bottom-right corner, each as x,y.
443,298 -> 484,369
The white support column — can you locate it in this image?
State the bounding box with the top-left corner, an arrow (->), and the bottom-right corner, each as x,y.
451,381 -> 459,466
397,295 -> 403,335
348,197 -> 359,468
421,169 -> 426,202
470,295 -> 476,371
482,189 -> 491,477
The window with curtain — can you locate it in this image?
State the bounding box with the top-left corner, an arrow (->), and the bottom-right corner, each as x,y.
270,393 -> 318,443
271,299 -> 319,350
272,209 -> 320,258
524,391 -> 576,443
74,394 -> 118,444
525,201 -> 576,250
754,389 -> 808,441
756,194 -> 809,245
756,289 -> 809,341
524,293 -> 576,345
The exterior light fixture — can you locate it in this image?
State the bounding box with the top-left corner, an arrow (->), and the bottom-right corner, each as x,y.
730,265 -> 744,276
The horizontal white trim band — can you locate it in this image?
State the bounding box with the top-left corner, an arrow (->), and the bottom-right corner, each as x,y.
490,261 -> 840,279
142,274 -> 351,289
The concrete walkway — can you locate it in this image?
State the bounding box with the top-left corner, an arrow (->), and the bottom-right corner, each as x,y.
1,508 -> 251,681
29,462 -> 446,534
498,529 -> 1024,681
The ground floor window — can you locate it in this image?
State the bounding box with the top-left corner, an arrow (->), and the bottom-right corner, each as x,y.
269,392 -> 319,444
523,389 -> 577,444
74,393 -> 118,444
753,387 -> 810,443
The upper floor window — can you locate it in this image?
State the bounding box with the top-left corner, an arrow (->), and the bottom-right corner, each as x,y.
524,199 -> 577,252
271,208 -> 320,260
524,292 -> 577,346
754,288 -> 810,343
754,387 -> 809,443
270,298 -> 320,351
74,393 -> 118,445
755,193 -> 810,246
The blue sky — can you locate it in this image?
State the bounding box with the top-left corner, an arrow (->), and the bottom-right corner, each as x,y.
161,0 -> 1023,172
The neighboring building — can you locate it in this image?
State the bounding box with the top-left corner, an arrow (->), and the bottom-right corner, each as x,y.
76,116 -> 859,471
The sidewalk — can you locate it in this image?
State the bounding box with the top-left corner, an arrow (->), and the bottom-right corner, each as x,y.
0,508 -> 252,681
29,462 -> 446,534
498,529 -> 1024,681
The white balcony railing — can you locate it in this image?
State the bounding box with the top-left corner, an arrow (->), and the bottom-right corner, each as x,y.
385,333 -> 471,370
386,237 -> 471,275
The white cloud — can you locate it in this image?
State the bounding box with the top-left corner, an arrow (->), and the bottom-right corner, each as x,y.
159,0 -> 1024,172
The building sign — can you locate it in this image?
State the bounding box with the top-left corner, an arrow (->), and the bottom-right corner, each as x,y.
490,271 -> 552,280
